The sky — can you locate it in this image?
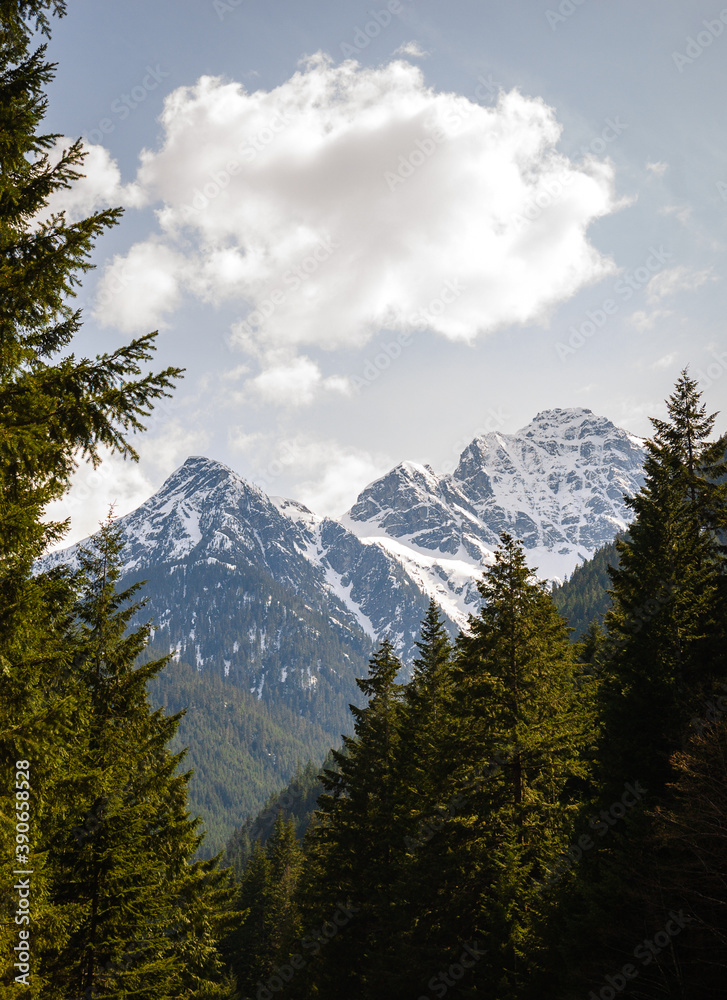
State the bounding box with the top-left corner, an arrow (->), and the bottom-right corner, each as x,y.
41,0 -> 727,542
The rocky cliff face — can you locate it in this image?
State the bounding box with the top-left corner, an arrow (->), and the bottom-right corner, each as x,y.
43,408 -> 645,725
342,408 -> 645,623
43,456 -> 435,733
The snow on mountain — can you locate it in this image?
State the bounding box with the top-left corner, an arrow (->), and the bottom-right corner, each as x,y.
42,457 -> 436,714
42,408 -> 646,698
342,408 -> 645,625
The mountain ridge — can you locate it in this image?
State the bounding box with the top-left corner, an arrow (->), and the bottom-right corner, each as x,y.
341,406 -> 644,624
46,406 -> 645,644
40,406 -> 646,852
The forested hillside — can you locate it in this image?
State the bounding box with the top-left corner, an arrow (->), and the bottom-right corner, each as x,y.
225,534 -> 623,868
147,661 -> 334,858
551,537 -> 621,636
224,758 -> 332,877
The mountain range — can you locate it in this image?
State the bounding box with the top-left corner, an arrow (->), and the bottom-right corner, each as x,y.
43,406 -> 645,853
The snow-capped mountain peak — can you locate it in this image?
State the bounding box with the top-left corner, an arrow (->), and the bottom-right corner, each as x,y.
42,407 -> 647,712
344,407 -> 646,622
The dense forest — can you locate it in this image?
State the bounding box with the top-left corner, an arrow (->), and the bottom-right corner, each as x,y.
147,660 -> 334,859
551,537 -> 620,637
226,405 -> 727,997
2,3 -> 727,998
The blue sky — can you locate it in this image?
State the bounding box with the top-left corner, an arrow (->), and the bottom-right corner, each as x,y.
42,0 -> 727,539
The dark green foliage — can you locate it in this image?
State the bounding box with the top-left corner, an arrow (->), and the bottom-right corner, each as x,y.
301,640 -> 406,999
599,369 -> 727,796
3,16 -> 726,989
223,409 -> 727,997
399,598 -> 454,800
643,712 -> 727,997
414,534 -> 592,998
40,519 -> 237,999
224,758 -> 331,877
0,2 -> 183,992
224,814 -> 304,999
551,538 -> 620,637
555,372 -> 727,999
221,542 -> 591,999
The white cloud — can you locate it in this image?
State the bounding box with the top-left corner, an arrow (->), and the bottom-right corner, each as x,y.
94,55 -> 620,367
646,265 -> 716,303
659,203 -> 692,226
221,363 -> 252,381
230,431 -> 388,516
44,453 -> 154,547
248,356 -> 352,407
40,140 -> 138,224
93,239 -> 188,332
646,161 -> 667,177
652,352 -> 678,370
282,439 -> 388,516
393,41 -> 430,58
628,266 -> 716,332
629,308 -> 673,332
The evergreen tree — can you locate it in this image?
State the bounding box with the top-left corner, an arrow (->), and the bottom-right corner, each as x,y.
224,757 -> 331,878
551,537 -> 621,637
645,711 -> 727,997
417,534 -> 591,998
225,813 -> 303,999
599,369 -> 727,797
559,373 -> 727,998
0,3 -> 181,990
302,640 -> 405,999
41,518 -> 236,999
400,599 -> 454,801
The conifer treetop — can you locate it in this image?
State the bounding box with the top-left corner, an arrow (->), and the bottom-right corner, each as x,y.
0,0 -> 66,43
650,366 -> 718,474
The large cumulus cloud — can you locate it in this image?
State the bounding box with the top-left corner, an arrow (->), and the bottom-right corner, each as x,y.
94,55 -> 621,386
